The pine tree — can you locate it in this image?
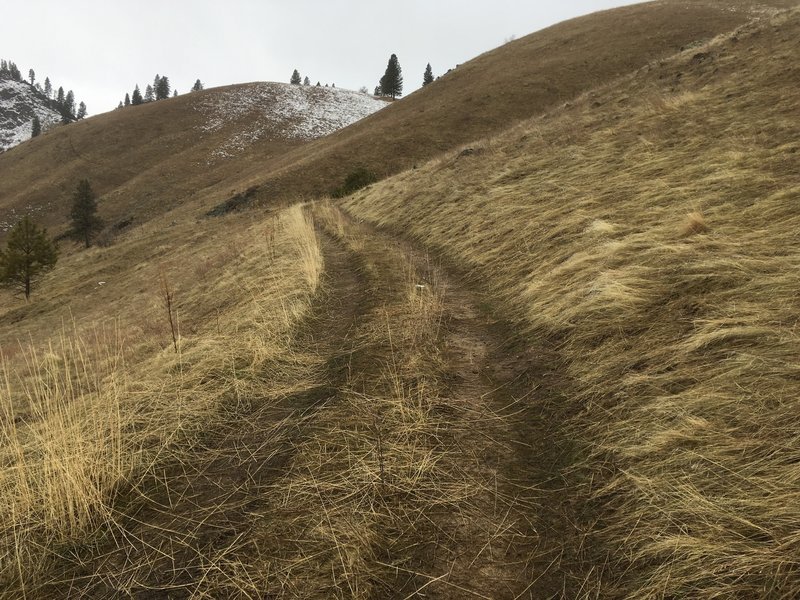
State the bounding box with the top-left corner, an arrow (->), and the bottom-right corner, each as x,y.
192,79 -> 204,92
69,179 -> 104,248
156,75 -> 170,100
131,85 -> 143,105
290,69 -> 302,85
76,102 -> 87,119
0,216 -> 58,300
303,76 -> 311,86
379,54 -> 403,99
144,84 -> 154,102
28,68 -> 35,85
44,77 -> 52,98
423,63 -> 434,86
31,116 -> 41,137
64,90 -> 76,119
124,92 -> 131,106
374,85 -> 381,96
9,62 -> 21,81
56,86 -> 65,108
173,89 -> 178,97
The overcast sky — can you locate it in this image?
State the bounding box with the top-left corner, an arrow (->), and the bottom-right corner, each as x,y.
4,0 -> 643,115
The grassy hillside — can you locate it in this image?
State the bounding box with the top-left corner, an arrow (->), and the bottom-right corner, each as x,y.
0,203 -> 324,594
345,6 -> 800,597
0,0 -> 792,243
235,0 -> 797,204
0,83 -> 384,238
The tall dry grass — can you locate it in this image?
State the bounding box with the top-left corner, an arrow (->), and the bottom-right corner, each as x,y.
344,9 -> 800,597
0,204 -> 323,595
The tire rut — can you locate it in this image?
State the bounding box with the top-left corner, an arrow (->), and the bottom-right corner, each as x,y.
43,229 -> 368,599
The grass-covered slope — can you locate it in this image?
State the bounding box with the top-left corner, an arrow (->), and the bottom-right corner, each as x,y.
238,0 -> 797,204
345,7 -> 800,597
0,83 -> 385,237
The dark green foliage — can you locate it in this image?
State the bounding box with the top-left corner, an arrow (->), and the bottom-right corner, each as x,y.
44,77 -> 52,98
423,63 -> 434,86
290,69 -> 302,85
144,84 -> 154,102
28,68 -> 35,85
0,216 -> 58,300
69,179 -> 104,248
131,85 -> 143,105
76,101 -> 87,119
31,116 -> 41,137
332,167 -> 378,198
303,76 -> 311,86
124,92 -> 131,106
155,75 -> 170,100
192,79 -> 204,92
379,54 -> 403,99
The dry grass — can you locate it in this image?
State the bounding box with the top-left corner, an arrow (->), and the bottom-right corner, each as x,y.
0,204 -> 323,595
345,8 -> 800,597
213,202 -> 531,599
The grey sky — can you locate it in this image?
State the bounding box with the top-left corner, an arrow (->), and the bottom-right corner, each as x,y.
4,0 -> 643,115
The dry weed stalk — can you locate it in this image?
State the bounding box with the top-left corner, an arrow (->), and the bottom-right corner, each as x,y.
159,269 -> 179,353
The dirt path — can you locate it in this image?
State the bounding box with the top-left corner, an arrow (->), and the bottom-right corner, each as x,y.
41,204 -> 584,598
43,232 -> 369,598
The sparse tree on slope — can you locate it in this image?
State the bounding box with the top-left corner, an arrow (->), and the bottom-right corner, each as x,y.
131,85 -> 143,105
124,92 -> 131,106
0,216 -> 58,300
144,84 -> 154,102
31,116 -> 41,137
76,101 -> 87,119
28,68 -> 35,85
56,86 -> 65,108
156,75 -> 170,100
379,53 -> 403,99
192,79 -> 204,92
44,77 -> 52,98
290,69 -> 302,85
173,89 -> 178,97
423,63 -> 434,86
69,179 -> 104,248
303,76 -> 310,86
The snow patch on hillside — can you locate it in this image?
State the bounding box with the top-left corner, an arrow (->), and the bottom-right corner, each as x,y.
0,79 -> 61,151
195,82 -> 386,162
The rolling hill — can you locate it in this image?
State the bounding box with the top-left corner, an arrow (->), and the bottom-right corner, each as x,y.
0,83 -> 386,236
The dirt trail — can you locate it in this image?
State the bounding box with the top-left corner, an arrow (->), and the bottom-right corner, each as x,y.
41,205 -> 583,598
368,224 -> 584,600
43,232 -> 369,598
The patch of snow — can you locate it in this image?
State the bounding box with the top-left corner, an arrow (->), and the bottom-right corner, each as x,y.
194,83 -> 386,163
0,79 -> 61,151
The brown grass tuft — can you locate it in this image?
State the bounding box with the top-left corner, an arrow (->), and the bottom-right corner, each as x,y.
682,210 -> 709,236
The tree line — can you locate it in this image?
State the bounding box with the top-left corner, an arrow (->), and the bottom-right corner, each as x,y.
117,75 -> 205,108
289,55 -> 436,101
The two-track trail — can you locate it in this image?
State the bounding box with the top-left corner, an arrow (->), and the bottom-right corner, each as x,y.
42,202 -> 583,599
